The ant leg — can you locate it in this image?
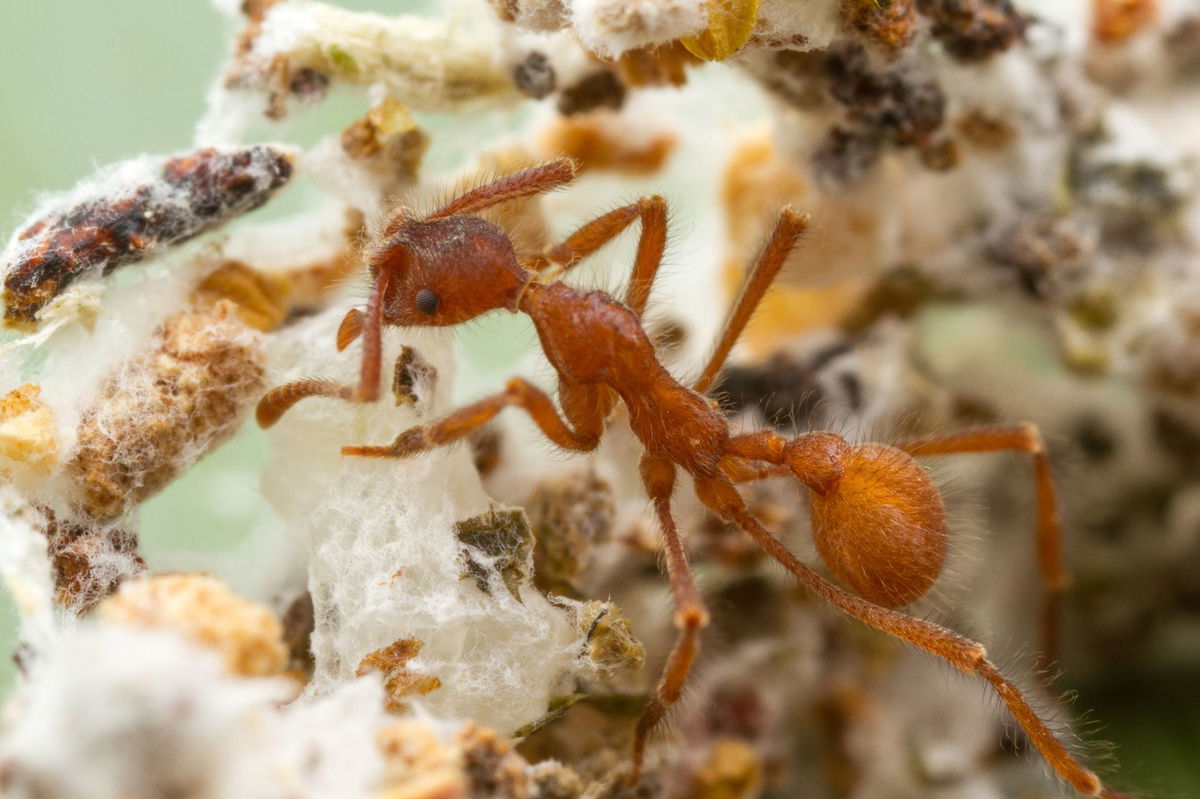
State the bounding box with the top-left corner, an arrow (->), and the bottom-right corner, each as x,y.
694,209 -> 810,394
342,377 -> 599,458
541,196 -> 668,317
896,424 -> 1067,664
691,474 -> 1112,799
424,158 -> 577,220
257,272 -> 390,428
632,456 -> 709,783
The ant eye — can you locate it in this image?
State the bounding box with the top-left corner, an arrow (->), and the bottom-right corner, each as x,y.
415,289 -> 440,316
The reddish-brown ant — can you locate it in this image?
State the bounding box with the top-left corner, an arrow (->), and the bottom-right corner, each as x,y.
258,159 -> 1122,798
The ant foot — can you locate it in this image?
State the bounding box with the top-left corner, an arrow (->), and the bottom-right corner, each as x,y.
341,427 -> 429,459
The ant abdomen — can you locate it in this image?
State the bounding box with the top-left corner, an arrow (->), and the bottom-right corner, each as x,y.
807,443 -> 948,607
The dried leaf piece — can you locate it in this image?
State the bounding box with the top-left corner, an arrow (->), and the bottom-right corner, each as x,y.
454,506 -> 533,602
3,146 -> 294,330
98,574 -> 288,678
681,0 -> 760,61
0,384 -> 58,477
357,638 -> 442,713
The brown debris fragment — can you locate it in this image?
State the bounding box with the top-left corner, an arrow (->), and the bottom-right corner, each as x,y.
357,638 -> 443,713
192,260 -> 290,332
808,41 -> 949,186
826,42 -> 946,148
527,761 -> 586,799
689,739 -> 763,799
98,573 -> 289,678
917,0 -> 1027,62
469,426 -> 504,478
1093,0 -> 1158,44
614,41 -> 698,87
0,384 -> 58,477
457,724 -> 530,799
983,215 -> 1090,299
839,266 -> 957,333
454,506 -> 533,601
842,0 -> 919,58
69,297 -> 265,521
486,0 -> 569,31
228,2 -> 329,119
513,51 -> 558,99
576,601 -> 645,678
539,115 -> 676,176
341,99 -> 431,191
956,107 -> 1017,150
527,469 -> 615,596
281,590 -> 316,675
377,719 -> 470,799
2,146 -> 294,330
41,507 -> 145,613
377,721 -> 540,799
557,70 -> 627,116
392,345 -> 439,408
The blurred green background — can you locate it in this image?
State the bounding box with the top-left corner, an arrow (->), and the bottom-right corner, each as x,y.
0,2 -> 1197,797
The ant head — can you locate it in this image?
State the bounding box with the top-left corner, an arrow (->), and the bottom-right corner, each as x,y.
370,215 -> 529,327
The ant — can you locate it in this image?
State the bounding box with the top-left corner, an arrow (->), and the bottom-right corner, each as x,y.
257,159 -> 1122,798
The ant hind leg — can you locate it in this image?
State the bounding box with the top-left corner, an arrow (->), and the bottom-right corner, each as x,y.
692,473 -> 1117,799
631,456 -> 709,783
896,423 -> 1067,665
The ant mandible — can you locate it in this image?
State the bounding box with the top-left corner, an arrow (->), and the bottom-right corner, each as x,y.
257,159 -> 1120,798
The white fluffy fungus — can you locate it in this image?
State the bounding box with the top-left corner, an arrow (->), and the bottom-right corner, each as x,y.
260,305 -> 587,735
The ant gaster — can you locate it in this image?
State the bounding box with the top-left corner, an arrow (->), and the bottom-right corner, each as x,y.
258,160 -> 1120,798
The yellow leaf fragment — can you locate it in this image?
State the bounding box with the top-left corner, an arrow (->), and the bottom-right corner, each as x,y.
681,0 -> 760,61
0,384 -> 58,475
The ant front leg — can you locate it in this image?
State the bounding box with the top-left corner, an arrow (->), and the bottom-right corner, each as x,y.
631,456 -> 709,783
896,423 -> 1067,664
256,272 -> 390,428
540,196 -> 668,318
342,377 -> 599,458
691,474 -> 1118,799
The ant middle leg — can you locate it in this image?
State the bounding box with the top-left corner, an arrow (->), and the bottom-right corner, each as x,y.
691,474 -> 1110,798
895,423 -> 1067,664
341,377 -> 599,458
694,208 -> 810,394
631,456 -> 709,782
